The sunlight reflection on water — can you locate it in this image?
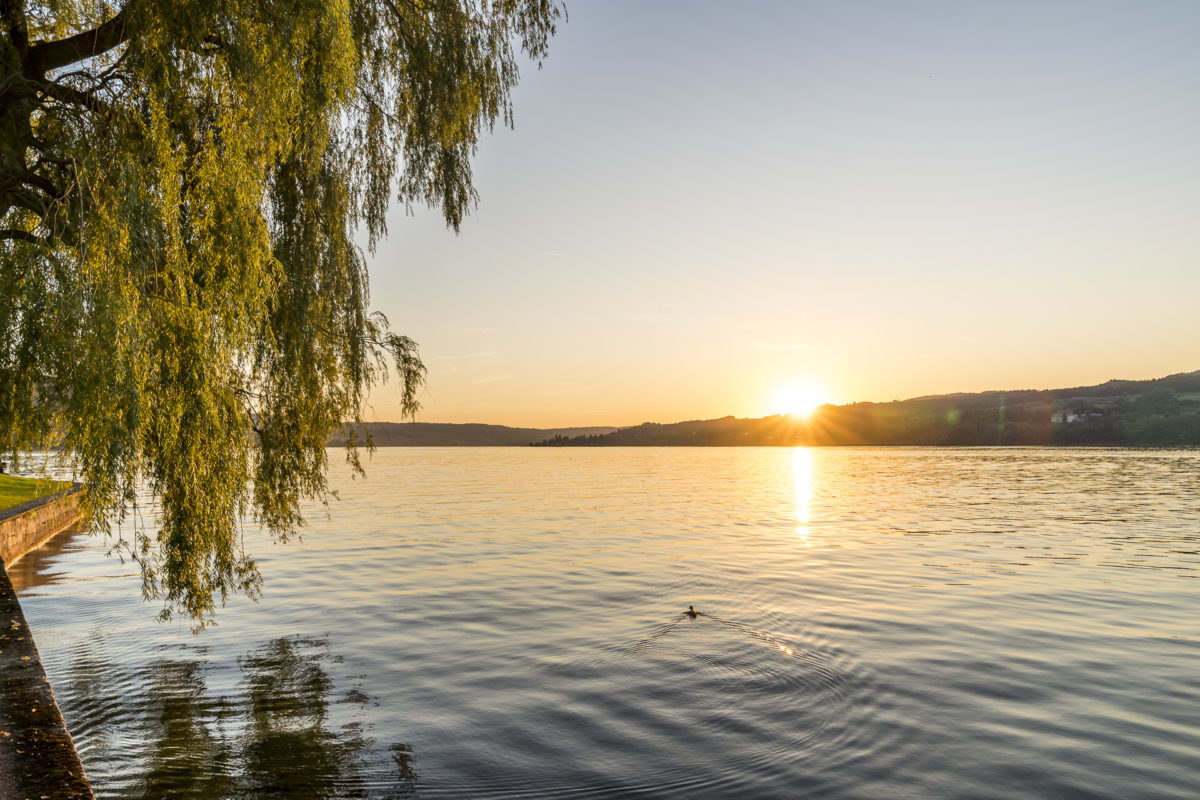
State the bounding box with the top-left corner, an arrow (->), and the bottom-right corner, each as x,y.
793,447 -> 812,547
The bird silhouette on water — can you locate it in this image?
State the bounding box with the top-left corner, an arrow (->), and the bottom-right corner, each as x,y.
686,605 -> 698,618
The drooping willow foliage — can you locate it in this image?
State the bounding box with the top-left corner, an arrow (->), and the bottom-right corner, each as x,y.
0,0 -> 561,626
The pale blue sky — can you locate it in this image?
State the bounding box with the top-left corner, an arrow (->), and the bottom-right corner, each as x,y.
367,1 -> 1200,426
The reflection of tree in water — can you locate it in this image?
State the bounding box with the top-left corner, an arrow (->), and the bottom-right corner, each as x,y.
390,743 -> 418,791
140,659 -> 237,798
65,635 -> 416,799
237,635 -> 415,799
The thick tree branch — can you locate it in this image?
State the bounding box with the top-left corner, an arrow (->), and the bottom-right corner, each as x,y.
25,3 -> 135,76
19,171 -> 64,199
2,186 -> 52,215
32,154 -> 76,169
33,76 -> 112,114
0,227 -> 44,244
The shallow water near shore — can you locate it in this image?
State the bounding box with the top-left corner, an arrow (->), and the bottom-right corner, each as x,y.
13,447 -> 1200,798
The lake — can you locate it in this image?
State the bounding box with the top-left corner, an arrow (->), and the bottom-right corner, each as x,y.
12,447 -> 1200,798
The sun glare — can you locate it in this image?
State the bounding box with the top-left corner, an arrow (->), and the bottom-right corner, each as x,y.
770,380 -> 828,418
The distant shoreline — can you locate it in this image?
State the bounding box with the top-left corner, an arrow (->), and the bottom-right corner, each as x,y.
342,370 -> 1200,448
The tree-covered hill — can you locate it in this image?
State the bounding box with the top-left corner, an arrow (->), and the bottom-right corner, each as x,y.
532,371 -> 1200,447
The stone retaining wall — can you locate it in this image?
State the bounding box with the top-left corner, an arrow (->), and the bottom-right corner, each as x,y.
0,486 -> 94,797
0,563 -> 94,798
0,485 -> 84,567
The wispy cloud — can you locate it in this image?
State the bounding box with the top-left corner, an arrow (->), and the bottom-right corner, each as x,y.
471,375 -> 516,385
544,250 -> 568,258
757,343 -> 814,352
429,351 -> 499,362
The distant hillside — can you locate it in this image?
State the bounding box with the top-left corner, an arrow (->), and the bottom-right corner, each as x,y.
330,422 -> 618,447
533,370 -> 1200,447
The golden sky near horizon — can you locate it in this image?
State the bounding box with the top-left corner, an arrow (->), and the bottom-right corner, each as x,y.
364,1 -> 1200,428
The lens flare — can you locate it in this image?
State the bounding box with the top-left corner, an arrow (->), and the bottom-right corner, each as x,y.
770,380 -> 828,418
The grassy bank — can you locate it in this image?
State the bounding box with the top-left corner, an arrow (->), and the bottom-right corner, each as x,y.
0,474 -> 72,512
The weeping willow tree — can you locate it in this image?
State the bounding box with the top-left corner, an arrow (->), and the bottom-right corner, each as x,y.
0,0 -> 561,626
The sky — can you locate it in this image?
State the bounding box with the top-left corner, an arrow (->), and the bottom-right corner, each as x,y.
365,0 -> 1200,428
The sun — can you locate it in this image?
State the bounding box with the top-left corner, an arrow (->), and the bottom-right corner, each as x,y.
770,380 -> 829,418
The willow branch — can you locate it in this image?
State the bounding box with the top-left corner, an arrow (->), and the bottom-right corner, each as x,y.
25,2 -> 135,75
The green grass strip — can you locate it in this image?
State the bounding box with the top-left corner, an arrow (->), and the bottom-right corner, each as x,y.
0,474 -> 73,514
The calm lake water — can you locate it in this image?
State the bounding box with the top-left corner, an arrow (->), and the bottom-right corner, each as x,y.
12,447 -> 1200,798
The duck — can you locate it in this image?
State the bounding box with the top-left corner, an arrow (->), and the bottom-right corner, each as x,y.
686,605 -> 698,618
